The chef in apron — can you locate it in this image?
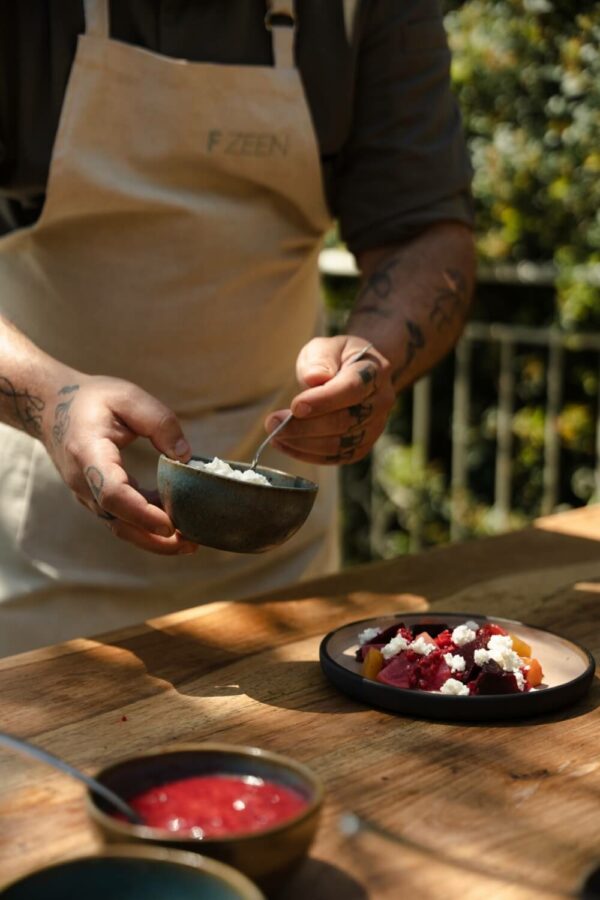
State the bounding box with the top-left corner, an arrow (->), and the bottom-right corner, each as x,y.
0,0 -> 379,655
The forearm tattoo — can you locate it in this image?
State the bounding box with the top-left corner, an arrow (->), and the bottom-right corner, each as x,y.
430,268 -> 469,334
0,376 -> 45,436
392,319 -> 425,386
354,255 -> 401,319
52,384 -> 79,445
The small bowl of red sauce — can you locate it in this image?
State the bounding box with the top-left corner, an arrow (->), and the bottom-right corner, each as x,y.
86,744 -> 323,892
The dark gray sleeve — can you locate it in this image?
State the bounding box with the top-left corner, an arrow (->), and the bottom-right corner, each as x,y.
333,0 -> 474,255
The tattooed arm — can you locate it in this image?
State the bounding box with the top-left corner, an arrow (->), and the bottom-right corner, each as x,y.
349,221 -> 475,392
265,222 -> 475,465
0,313 -> 196,554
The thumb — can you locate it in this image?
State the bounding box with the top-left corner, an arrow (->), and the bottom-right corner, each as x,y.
112,387 -> 192,462
296,337 -> 345,388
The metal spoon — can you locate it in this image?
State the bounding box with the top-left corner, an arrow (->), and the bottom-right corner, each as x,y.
0,731 -> 144,825
250,342 -> 375,470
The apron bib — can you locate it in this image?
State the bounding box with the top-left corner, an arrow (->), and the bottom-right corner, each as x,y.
0,0 -> 338,654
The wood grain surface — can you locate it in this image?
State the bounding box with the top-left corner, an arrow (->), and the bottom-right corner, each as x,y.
0,506 -> 599,899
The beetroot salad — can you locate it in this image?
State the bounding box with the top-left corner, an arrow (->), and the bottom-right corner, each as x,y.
356,620 -> 543,696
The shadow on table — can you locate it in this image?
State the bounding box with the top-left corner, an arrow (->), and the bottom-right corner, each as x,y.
275,858 -> 367,900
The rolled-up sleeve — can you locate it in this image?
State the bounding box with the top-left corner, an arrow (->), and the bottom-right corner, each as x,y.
333,0 -> 474,255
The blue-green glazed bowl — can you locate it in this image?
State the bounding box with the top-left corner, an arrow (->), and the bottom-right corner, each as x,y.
0,846 -> 264,900
157,455 -> 318,553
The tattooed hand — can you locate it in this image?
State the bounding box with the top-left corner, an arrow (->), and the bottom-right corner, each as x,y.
264,336 -> 395,465
42,375 -> 198,555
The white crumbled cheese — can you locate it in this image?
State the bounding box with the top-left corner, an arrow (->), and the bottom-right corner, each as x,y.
514,670 -> 526,691
409,636 -> 436,656
192,456 -> 271,486
440,678 -> 470,696
464,620 -> 480,633
358,627 -> 382,646
443,652 -> 466,673
381,634 -> 410,660
451,624 -> 478,647
474,648 -> 490,666
486,634 -> 522,673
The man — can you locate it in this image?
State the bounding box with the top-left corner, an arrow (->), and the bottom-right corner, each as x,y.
0,0 -> 475,654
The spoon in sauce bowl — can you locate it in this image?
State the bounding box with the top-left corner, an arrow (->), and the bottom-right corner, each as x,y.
250,342 -> 374,470
0,731 -> 144,825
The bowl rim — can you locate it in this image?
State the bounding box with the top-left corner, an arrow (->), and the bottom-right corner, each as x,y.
0,843 -> 265,899
86,742 -> 324,845
158,454 -> 318,494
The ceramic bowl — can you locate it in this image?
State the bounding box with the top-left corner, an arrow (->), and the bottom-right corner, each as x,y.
0,845 -> 264,900
157,455 -> 318,553
86,743 -> 323,892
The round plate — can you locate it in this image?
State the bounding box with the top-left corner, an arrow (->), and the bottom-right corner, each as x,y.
319,612 -> 596,722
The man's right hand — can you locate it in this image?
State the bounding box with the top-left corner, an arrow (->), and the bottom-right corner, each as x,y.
42,373 -> 199,555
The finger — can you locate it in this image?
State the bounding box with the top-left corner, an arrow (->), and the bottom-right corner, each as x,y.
83,440 -> 176,537
296,336 -> 347,388
111,388 -> 192,462
291,360 -> 383,419
104,518 -> 199,555
265,401 -> 375,439
274,429 -> 368,457
272,438 -> 369,466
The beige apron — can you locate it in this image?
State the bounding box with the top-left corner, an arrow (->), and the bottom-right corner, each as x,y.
0,0 -> 339,655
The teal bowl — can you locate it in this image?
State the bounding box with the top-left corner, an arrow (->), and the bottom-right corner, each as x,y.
157,455 -> 318,553
0,846 -> 264,900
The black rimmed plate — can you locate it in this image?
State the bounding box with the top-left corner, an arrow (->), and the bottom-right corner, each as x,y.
319,612 -> 596,722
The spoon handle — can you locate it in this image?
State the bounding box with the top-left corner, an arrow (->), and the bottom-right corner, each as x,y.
251,341 -> 374,470
0,731 -> 143,824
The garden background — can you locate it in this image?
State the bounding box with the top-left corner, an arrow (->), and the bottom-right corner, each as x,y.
325,0 -> 600,564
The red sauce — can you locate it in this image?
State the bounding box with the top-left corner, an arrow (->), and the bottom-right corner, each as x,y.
123,774 -> 307,838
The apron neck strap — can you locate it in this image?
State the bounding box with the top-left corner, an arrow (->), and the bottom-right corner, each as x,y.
83,0 -> 109,38
265,0 -> 296,69
83,0 -> 297,68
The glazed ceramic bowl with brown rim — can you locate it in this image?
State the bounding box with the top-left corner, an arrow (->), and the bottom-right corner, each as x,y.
86,744 -> 323,893
157,454 -> 318,553
0,845 -> 264,900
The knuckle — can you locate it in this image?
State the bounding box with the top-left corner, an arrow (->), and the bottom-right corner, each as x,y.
156,410 -> 179,435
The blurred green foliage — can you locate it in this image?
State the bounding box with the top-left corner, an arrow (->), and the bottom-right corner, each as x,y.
333,0 -> 600,563
444,0 -> 600,328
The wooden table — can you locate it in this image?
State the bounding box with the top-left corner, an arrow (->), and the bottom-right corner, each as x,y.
1,507 -> 599,899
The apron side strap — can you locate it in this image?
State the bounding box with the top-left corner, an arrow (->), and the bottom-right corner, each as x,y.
265,0 -> 296,69
83,0 -> 110,38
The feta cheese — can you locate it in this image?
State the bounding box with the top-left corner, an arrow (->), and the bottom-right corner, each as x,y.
474,648 -> 490,666
443,652 -> 466,673
409,636 -> 436,656
474,635 -> 523,674
440,678 -> 470,696
464,620 -> 480,633
358,627 -> 382,646
451,624 -> 478,647
486,634 -> 522,673
514,670 -> 526,691
191,457 -> 271,486
381,634 -> 410,660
